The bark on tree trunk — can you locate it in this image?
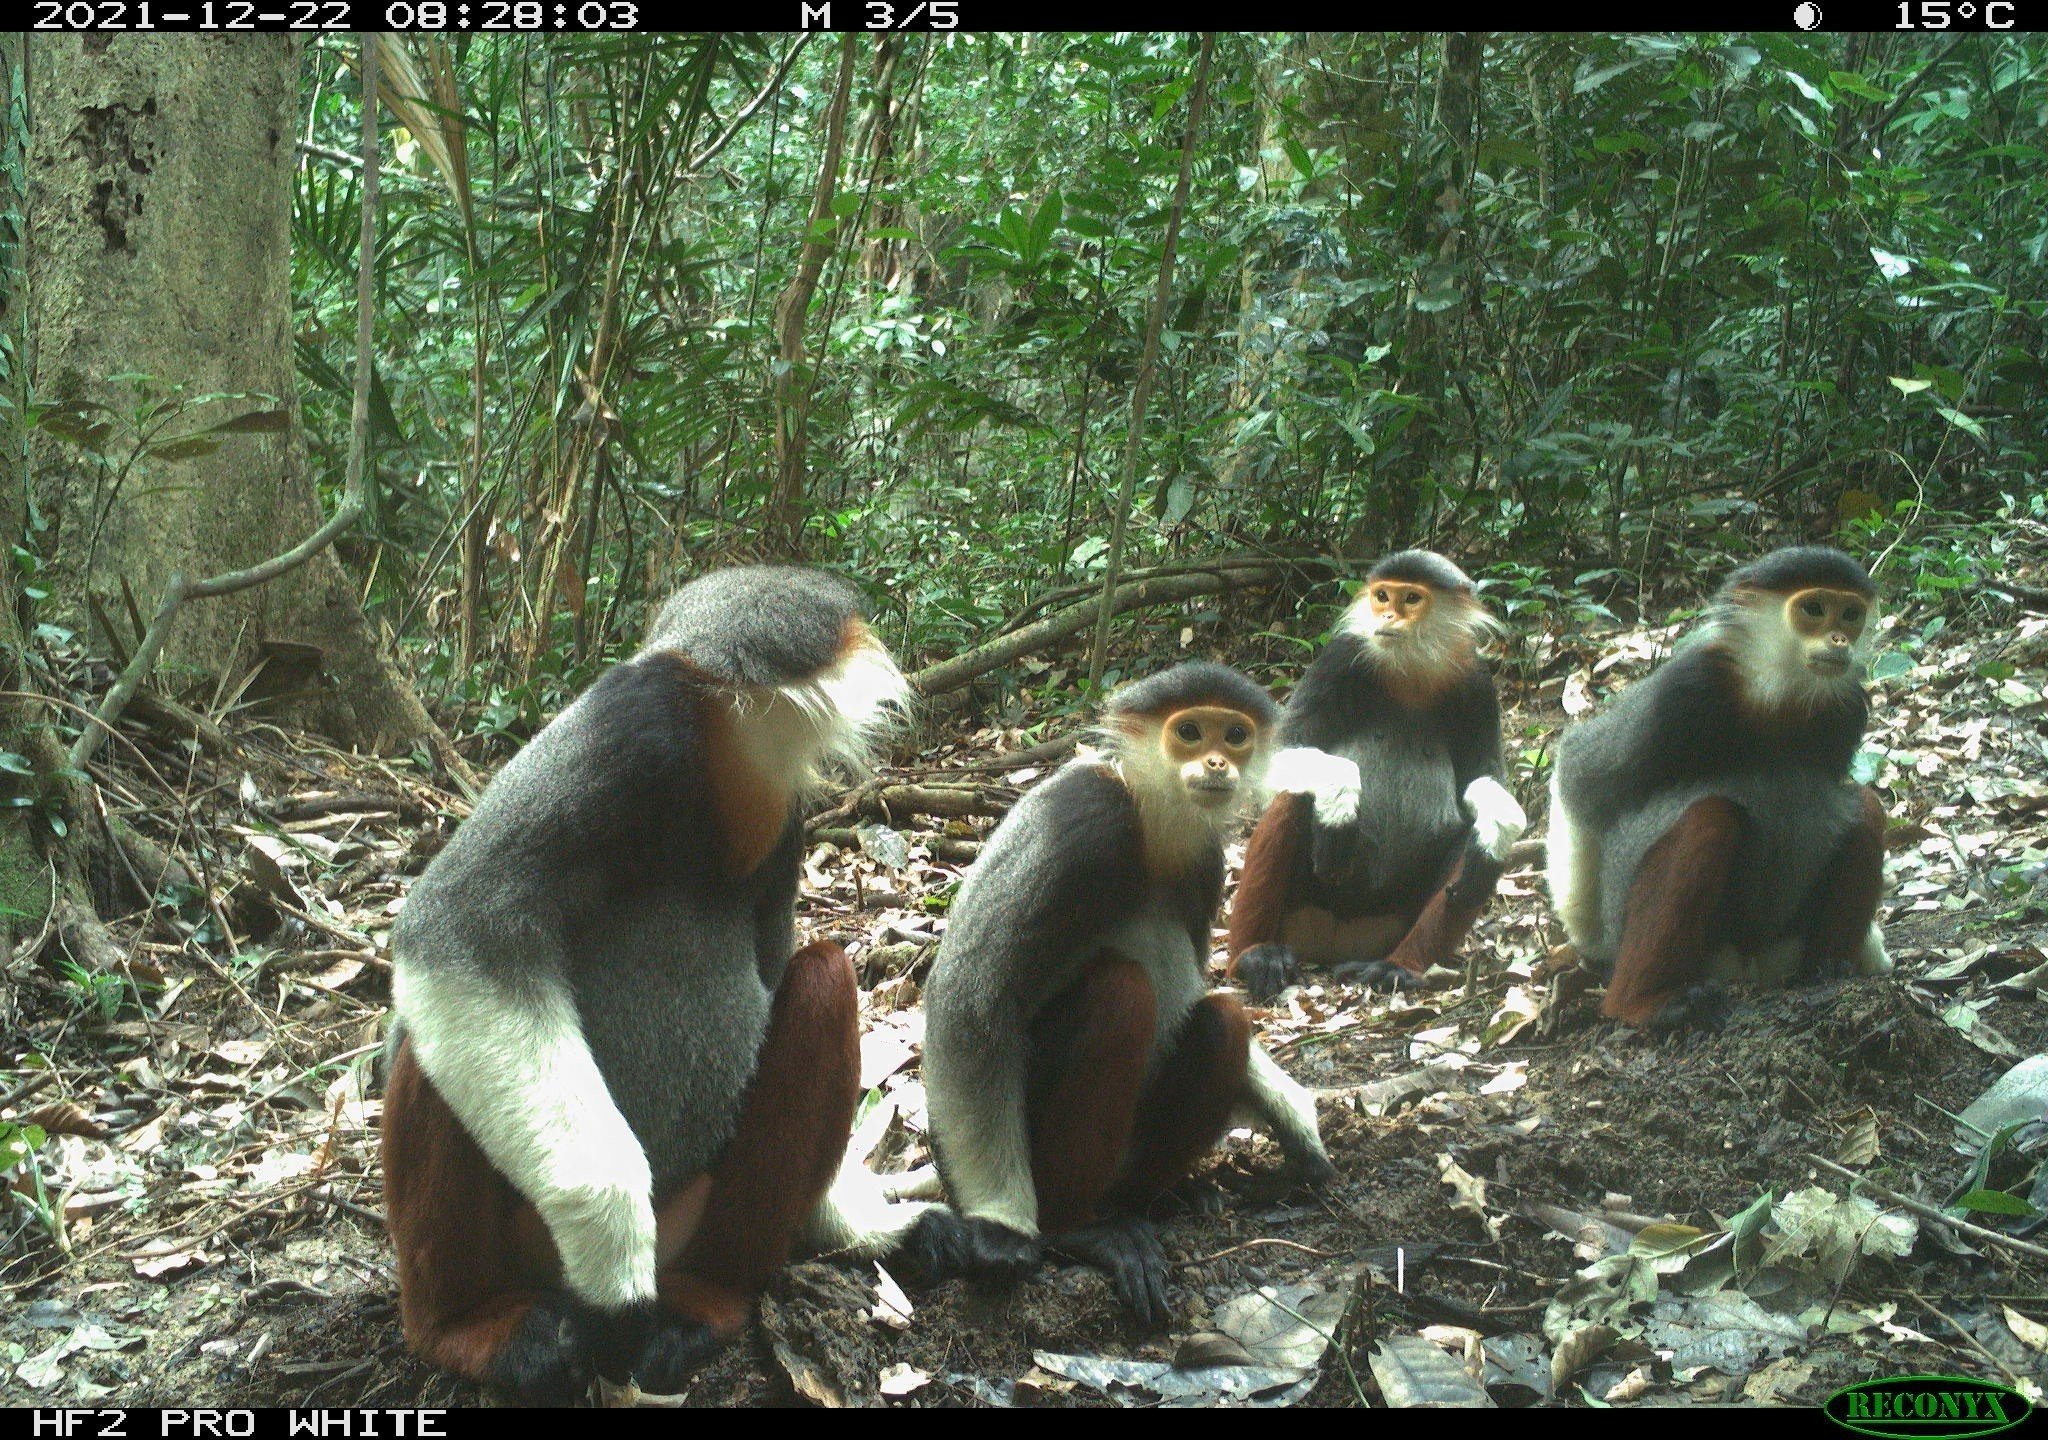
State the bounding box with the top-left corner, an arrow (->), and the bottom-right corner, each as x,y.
766,34 -> 859,557
23,35 -> 435,754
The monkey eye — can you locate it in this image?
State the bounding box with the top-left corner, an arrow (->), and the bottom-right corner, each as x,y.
1843,606 -> 1863,624
1176,721 -> 1203,744
1374,588 -> 1391,604
1226,725 -> 1249,746
1802,600 -> 1826,619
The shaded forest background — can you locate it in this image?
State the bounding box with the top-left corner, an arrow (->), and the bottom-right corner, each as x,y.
2,31 -> 2048,1412
5,32 -> 2046,759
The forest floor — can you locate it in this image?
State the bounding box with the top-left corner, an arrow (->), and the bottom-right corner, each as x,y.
4,576 -> 2048,1410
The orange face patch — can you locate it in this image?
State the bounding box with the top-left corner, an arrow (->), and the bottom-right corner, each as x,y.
1784,586 -> 1870,646
1161,706 -> 1259,771
1366,581 -> 1434,634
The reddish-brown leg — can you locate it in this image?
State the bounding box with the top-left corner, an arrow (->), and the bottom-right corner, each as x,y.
1109,993 -> 1252,1210
1228,794 -> 1308,963
1229,795 -> 1310,1000
1603,797 -> 1745,1028
653,941 -> 861,1348
1382,844 -> 1503,977
382,1040 -> 585,1402
1028,955 -> 1157,1234
1801,787 -> 1886,975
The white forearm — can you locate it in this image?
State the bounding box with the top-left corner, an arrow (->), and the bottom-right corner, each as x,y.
1241,1041 -> 1327,1169
1463,775 -> 1526,862
1265,746 -> 1362,828
394,960 -> 657,1311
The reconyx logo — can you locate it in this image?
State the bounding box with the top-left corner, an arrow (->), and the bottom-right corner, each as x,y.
1825,1376 -> 2033,1439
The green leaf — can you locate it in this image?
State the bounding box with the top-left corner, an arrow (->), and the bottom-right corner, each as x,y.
1888,376 -> 1933,395
1935,407 -> 1987,441
1784,70 -> 1832,110
1282,136 -> 1313,179
1023,189 -> 1062,267
1574,59 -> 1643,95
1955,1188 -> 2038,1218
196,407 -> 292,436
1163,475 -> 1194,526
1867,652 -> 1912,682
1829,71 -> 1892,103
0,751 -> 32,776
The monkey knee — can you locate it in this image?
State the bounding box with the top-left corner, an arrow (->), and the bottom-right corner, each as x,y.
1681,796 -> 1748,849
1073,955 -> 1159,1045
1445,847 -> 1506,911
779,940 -> 857,1016
1182,995 -> 1252,1076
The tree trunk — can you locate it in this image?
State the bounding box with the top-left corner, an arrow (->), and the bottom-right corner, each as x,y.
766,34 -> 859,557
1084,34 -> 1214,691
1377,32 -> 1484,547
24,35 -> 434,753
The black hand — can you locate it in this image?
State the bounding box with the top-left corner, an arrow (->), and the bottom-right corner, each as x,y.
1053,1216 -> 1170,1330
492,1293 -> 598,1405
1646,981 -> 1730,1033
632,1313 -> 721,1395
897,1208 -> 1041,1285
1234,942 -> 1300,1002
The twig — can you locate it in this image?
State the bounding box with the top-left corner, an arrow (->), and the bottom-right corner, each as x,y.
0,1070 -> 57,1113
314,1187 -> 386,1228
1909,1289 -> 2024,1387
1805,1153 -> 2048,1264
1189,1237 -> 1338,1264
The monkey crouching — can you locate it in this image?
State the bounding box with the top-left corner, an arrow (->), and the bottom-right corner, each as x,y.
1229,550 -> 1525,1001
1547,545 -> 1893,1030
381,566 -> 941,1402
913,662 -> 1333,1327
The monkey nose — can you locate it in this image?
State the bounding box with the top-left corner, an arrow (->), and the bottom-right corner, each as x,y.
1205,756 -> 1228,771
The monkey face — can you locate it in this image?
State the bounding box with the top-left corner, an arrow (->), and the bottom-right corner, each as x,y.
1363,581 -> 1434,643
1160,706 -> 1259,808
1783,587 -> 1870,676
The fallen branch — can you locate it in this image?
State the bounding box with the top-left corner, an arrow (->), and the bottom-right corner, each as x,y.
1805,1152 -> 2048,1264
902,732 -> 1080,776
999,552 -> 1317,638
812,827 -> 980,864
908,564 -> 1288,697
866,783 -> 1011,820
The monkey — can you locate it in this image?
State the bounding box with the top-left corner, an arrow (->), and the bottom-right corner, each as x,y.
912,662 -> 1334,1328
1227,550 -> 1526,1002
1545,545 -> 1892,1030
380,565 -> 948,1402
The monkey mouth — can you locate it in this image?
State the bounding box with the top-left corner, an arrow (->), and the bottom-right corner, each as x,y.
1807,654 -> 1852,674
1186,779 -> 1237,801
